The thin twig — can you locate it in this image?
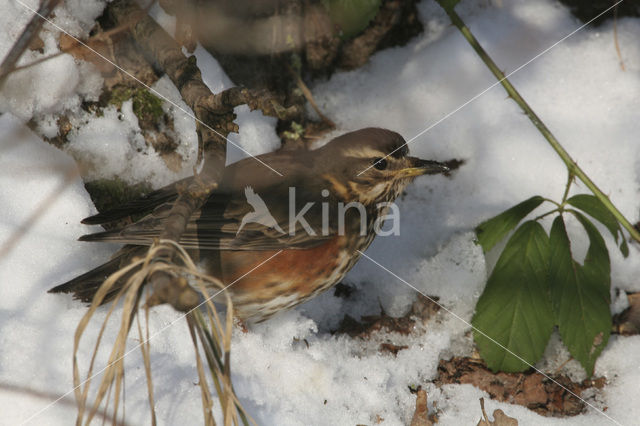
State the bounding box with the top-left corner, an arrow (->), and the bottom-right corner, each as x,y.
437,2 -> 640,244
285,63 -> 335,128
613,2 -> 625,71
0,0 -> 62,88
8,18 -> 142,75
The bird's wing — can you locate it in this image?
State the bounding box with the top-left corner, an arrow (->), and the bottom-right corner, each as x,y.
79,179 -> 340,251
78,149 -> 348,250
81,177 -> 189,225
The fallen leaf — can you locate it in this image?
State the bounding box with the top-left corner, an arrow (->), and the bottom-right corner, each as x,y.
28,35 -> 44,52
410,389 -> 433,426
59,33 -> 116,73
477,398 -> 518,425
334,293 -> 440,337
379,342 -> 408,356
436,357 -> 604,417
613,291 -> 640,335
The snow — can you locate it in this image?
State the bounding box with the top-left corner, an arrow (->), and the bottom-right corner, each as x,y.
1,0 -> 640,425
149,3 -> 282,166
187,43 -> 282,165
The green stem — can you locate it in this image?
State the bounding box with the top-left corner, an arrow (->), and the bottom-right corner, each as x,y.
533,208 -> 561,222
560,171 -> 574,205
541,197 -> 561,208
438,3 -> 640,243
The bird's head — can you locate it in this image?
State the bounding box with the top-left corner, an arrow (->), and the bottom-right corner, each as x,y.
317,128 -> 449,206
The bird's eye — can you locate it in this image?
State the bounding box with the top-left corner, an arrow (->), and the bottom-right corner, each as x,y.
373,157 -> 387,170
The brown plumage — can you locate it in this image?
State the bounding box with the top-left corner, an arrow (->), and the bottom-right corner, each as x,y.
50,128 -> 448,321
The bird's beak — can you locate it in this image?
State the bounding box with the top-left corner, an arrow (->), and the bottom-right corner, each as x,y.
398,157 -> 449,177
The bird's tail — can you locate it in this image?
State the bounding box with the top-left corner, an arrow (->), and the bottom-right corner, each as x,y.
49,245 -> 144,304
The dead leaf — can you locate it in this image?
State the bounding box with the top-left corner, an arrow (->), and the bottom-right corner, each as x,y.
613,291 -> 640,335
436,357 -> 604,417
379,342 -> 408,356
334,294 -> 440,338
477,398 -> 518,425
28,35 -> 44,53
59,33 -> 116,73
410,389 -> 433,426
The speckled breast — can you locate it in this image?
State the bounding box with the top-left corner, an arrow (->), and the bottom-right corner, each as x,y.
202,226 -> 377,322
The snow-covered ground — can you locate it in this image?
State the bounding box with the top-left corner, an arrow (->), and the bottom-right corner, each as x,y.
1,0 -> 640,424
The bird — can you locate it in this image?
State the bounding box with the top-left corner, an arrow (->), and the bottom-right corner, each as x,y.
236,186 -> 285,235
50,128 -> 449,322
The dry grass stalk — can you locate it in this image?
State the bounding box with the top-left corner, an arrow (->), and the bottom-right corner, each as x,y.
136,306 -> 157,426
613,3 -> 626,71
72,239 -> 251,425
187,315 -> 216,426
190,274 -> 254,426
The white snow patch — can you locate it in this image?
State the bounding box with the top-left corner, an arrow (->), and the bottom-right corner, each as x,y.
1,0 -> 640,425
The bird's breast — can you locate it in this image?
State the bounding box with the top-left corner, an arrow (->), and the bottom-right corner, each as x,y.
201,233 -> 375,321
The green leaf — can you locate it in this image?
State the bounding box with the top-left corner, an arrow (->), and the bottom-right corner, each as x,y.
549,214 -> 611,376
565,194 -> 618,241
620,237 -> 630,257
475,196 -> 545,253
472,221 -> 554,372
572,211 -> 612,283
566,194 -> 629,257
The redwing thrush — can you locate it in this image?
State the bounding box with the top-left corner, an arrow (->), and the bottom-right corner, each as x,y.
50,128 -> 448,321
